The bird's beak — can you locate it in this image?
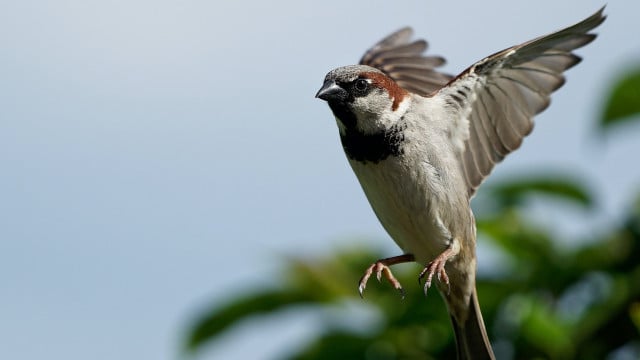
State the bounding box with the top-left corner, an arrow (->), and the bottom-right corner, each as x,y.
315,80 -> 347,102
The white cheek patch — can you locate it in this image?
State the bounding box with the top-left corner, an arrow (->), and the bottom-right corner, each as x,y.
354,88 -> 388,112
353,90 -> 412,135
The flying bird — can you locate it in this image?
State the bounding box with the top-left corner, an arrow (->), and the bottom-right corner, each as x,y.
316,7 -> 606,360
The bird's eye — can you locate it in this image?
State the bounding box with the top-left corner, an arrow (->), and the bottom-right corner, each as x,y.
354,78 -> 369,91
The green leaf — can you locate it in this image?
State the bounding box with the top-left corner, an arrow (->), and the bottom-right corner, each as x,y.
630,302 -> 640,333
488,175 -> 593,209
521,298 -> 573,358
184,289 -> 314,351
601,68 -> 640,129
287,332 -> 377,360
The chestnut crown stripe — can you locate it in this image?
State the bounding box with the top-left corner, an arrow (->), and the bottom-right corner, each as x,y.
361,71 -> 408,111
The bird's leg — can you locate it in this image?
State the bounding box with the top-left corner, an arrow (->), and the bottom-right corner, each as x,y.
358,254 -> 415,298
418,245 -> 457,296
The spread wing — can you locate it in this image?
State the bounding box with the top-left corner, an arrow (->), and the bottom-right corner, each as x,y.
360,27 -> 453,95
436,7 -> 606,197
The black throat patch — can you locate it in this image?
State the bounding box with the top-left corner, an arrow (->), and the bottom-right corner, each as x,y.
331,105 -> 406,164
340,124 -> 406,164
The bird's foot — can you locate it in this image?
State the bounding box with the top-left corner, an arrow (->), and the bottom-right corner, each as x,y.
358,254 -> 414,299
418,248 -> 455,296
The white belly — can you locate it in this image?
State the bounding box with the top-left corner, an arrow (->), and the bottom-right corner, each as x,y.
349,156 -> 453,265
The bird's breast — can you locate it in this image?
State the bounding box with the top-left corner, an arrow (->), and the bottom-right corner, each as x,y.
348,153 -> 454,264
339,121 -> 406,164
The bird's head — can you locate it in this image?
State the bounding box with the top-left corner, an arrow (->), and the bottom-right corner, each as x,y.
316,65 -> 409,134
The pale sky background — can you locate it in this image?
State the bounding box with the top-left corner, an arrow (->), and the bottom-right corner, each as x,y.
1,1 -> 639,359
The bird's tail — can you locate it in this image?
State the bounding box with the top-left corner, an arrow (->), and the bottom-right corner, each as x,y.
450,289 -> 495,360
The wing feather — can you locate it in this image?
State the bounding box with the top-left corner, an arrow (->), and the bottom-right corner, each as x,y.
442,7 -> 605,196
359,27 -> 452,95
358,7 -> 605,197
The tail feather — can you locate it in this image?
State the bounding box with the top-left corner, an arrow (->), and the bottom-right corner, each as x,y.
450,289 -> 495,360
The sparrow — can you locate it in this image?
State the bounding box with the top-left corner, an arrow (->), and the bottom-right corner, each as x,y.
315,7 -> 605,360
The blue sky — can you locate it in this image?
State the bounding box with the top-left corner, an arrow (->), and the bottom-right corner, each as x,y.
1,1 -> 638,359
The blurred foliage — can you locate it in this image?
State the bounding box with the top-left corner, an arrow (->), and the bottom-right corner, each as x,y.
182,70 -> 640,359
601,67 -> 640,129
485,174 -> 593,210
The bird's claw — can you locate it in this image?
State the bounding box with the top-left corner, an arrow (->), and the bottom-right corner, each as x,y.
358,261 -> 405,299
418,257 -> 451,296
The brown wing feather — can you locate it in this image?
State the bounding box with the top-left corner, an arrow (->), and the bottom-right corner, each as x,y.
359,27 -> 452,95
